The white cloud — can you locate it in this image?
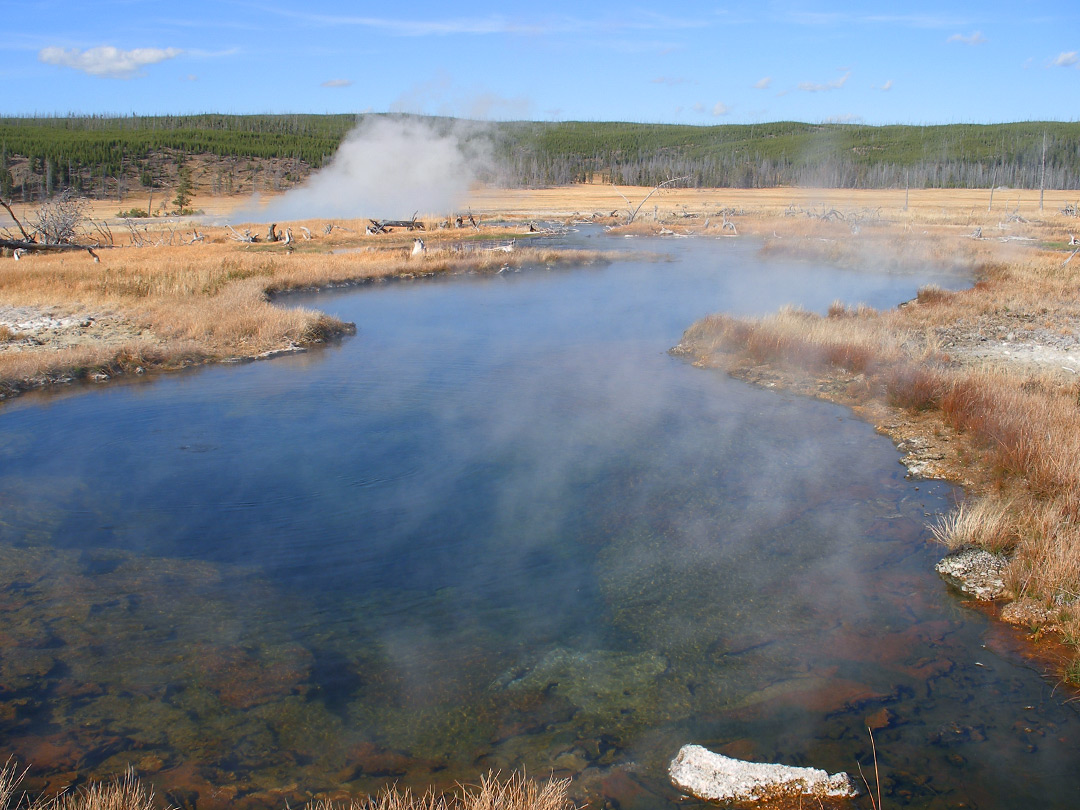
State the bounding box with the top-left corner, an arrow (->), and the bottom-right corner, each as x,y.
321,78 -> 353,88
38,45 -> 182,78
947,31 -> 987,45
712,101 -> 730,116
651,76 -> 693,86
880,79 -> 893,91
39,45 -> 181,77
753,76 -> 772,89
798,71 -> 850,92
1051,51 -> 1078,67
824,114 -> 862,124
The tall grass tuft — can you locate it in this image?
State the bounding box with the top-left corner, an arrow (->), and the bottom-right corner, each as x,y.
0,766 -> 158,810
930,497 -> 1018,553
305,773 -> 573,810
0,766 -> 573,810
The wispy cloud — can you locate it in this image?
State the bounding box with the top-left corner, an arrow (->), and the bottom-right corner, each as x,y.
711,101 -> 730,116
863,14 -> 968,28
824,113 -> 863,124
753,76 -> 772,89
798,71 -> 850,92
1051,51 -> 1078,67
784,11 -> 967,28
321,78 -> 353,88
253,5 -> 700,37
879,79 -> 894,91
38,45 -> 182,78
651,76 -> 693,86
947,31 -> 987,45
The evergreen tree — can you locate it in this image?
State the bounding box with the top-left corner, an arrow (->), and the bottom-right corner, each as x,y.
173,166 -> 193,212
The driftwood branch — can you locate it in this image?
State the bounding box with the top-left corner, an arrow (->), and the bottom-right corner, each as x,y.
227,224 -> 256,243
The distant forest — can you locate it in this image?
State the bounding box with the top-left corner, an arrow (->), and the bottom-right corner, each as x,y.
1,113 -> 1078,203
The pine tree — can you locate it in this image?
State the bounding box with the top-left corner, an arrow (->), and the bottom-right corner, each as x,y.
173,166 -> 193,212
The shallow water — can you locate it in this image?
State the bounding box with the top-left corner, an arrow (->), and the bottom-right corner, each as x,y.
0,230 -> 1077,809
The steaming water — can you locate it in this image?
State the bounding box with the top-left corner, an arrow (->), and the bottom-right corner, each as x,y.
0,231 -> 1077,809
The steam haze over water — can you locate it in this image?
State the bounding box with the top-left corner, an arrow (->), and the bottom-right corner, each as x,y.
1,231 -> 1077,808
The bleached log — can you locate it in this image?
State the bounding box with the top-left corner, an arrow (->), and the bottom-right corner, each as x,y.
1,238 -> 101,261
227,225 -> 256,243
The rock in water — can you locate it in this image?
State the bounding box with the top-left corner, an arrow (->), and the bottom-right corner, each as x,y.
669,744 -> 859,805
935,547 -> 1008,601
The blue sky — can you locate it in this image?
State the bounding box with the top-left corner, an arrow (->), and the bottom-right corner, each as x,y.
3,1 -> 1078,124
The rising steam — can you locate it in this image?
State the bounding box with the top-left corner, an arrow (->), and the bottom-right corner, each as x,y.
237,116 -> 491,223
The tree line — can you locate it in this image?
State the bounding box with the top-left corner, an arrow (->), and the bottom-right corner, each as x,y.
2,114 -> 1078,203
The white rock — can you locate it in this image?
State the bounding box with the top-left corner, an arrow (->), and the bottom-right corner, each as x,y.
935,547 -> 1008,601
669,744 -> 859,804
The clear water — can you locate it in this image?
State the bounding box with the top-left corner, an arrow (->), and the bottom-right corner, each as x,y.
0,230 -> 1076,809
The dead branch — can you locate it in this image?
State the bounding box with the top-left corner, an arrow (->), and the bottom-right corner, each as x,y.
0,199 -> 31,241
300,227 -> 312,240
614,175 -> 692,224
28,190 -> 90,244
92,220 -> 114,246
124,219 -> 146,247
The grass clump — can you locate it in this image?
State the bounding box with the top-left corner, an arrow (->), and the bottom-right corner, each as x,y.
930,497 -> 1018,553
1065,656 -> 1080,687
311,773 -> 574,810
0,764 -> 573,810
0,764 -> 157,810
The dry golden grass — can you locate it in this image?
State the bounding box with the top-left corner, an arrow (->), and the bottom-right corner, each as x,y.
0,764 -> 572,810
0,764 -> 157,810
466,184 -> 1080,226
677,204 -> 1080,667
309,773 -> 573,810
0,215 -> 608,398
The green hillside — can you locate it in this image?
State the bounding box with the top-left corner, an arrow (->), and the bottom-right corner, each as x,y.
1,114 -> 1077,202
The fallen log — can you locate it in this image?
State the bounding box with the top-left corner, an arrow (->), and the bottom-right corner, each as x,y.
1,239 -> 101,261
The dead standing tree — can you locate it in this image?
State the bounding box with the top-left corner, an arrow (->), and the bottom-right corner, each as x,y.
1,192 -> 102,261
613,175 -> 692,225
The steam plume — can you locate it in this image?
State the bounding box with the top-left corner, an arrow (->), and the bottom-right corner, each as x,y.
238,116 -> 490,223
